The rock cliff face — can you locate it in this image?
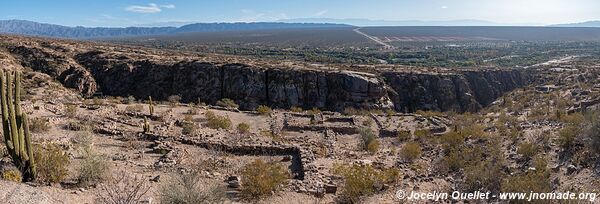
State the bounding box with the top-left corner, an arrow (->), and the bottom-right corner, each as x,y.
74,51 -> 393,111
382,69 -> 530,112
2,41 -> 531,113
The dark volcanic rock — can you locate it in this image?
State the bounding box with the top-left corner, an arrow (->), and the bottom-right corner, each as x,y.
74,51 -> 394,111
382,69 -> 529,112
6,42 -> 531,113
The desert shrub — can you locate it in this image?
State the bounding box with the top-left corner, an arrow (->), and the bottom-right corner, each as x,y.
159,171 -> 226,204
168,95 -> 181,106
97,173 -> 151,204
256,105 -> 272,115
462,159 -> 504,193
290,106 -> 303,112
361,118 -> 373,127
558,124 -> 579,150
65,120 -> 91,131
126,95 -> 136,104
517,142 -> 538,161
125,104 -> 143,113
205,111 -> 231,130
260,130 -> 282,141
72,131 -> 94,149
181,122 -> 197,135
237,123 -> 250,134
582,112 -> 600,154
560,112 -> 584,124
501,156 -> 552,204
439,131 -> 465,150
332,164 -> 400,203
343,107 -> 368,116
240,159 -> 289,199
65,104 -> 77,117
185,107 -> 198,115
30,117 -> 51,133
397,131 -> 411,142
413,129 -> 430,139
1,169 -> 22,182
442,149 -> 463,171
358,128 -> 379,154
34,143 -> 70,184
216,98 -> 238,109
92,98 -> 104,106
307,107 -> 321,115
77,150 -> 109,187
400,142 -> 422,162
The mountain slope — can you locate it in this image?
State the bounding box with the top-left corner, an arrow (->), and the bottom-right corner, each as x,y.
550,21 -> 600,27
0,20 -> 350,39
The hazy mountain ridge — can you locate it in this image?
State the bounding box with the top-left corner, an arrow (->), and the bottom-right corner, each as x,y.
550,21 -> 600,27
0,19 -> 350,39
279,18 -> 507,26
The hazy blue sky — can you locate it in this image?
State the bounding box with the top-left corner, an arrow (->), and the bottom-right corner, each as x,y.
1,0 -> 599,27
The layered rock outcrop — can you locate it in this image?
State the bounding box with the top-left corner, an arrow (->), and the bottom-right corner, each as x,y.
74,51 -> 393,111
382,69 -> 530,112
2,39 -> 531,113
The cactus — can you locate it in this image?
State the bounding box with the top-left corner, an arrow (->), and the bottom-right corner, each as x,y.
148,96 -> 154,116
142,117 -> 150,133
0,70 -> 36,181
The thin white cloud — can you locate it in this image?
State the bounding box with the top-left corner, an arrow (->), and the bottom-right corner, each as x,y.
314,10 -> 328,17
125,3 -> 175,13
441,6 -> 448,9
160,4 -> 176,9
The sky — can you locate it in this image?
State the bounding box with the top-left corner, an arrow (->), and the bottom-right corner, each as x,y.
1,0 -> 599,27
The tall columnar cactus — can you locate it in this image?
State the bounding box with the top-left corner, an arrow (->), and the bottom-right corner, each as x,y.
142,116 -> 150,133
148,96 -> 154,116
1,70 -> 36,181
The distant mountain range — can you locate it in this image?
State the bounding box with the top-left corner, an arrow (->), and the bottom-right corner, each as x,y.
279,18 -> 510,27
0,20 -> 350,39
2,19 -> 600,39
549,21 -> 600,27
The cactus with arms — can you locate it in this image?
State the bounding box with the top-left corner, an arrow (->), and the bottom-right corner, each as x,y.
1,70 -> 36,181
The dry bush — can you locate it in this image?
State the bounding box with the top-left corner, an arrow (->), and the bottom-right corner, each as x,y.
185,107 -> 198,115
358,128 -> 379,154
125,104 -> 143,113
29,117 -> 51,133
65,104 -> 77,117
126,96 -> 136,104
332,163 -> 400,203
216,98 -> 238,109
96,173 -> 151,204
181,122 -> 197,135
256,105 -> 272,115
517,142 -> 538,161
237,123 -> 250,134
159,171 -> 226,204
34,143 -> 70,184
205,111 -> 231,130
168,95 -> 181,106
397,131 -> 411,142
240,159 -> 289,199
501,156 -> 552,204
92,98 -> 104,106
413,129 -> 431,141
462,159 -> 504,193
400,142 -> 421,162
1,169 -> 22,182
290,106 -> 303,112
77,149 -> 109,187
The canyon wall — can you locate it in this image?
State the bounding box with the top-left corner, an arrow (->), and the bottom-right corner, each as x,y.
6,46 -> 531,113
